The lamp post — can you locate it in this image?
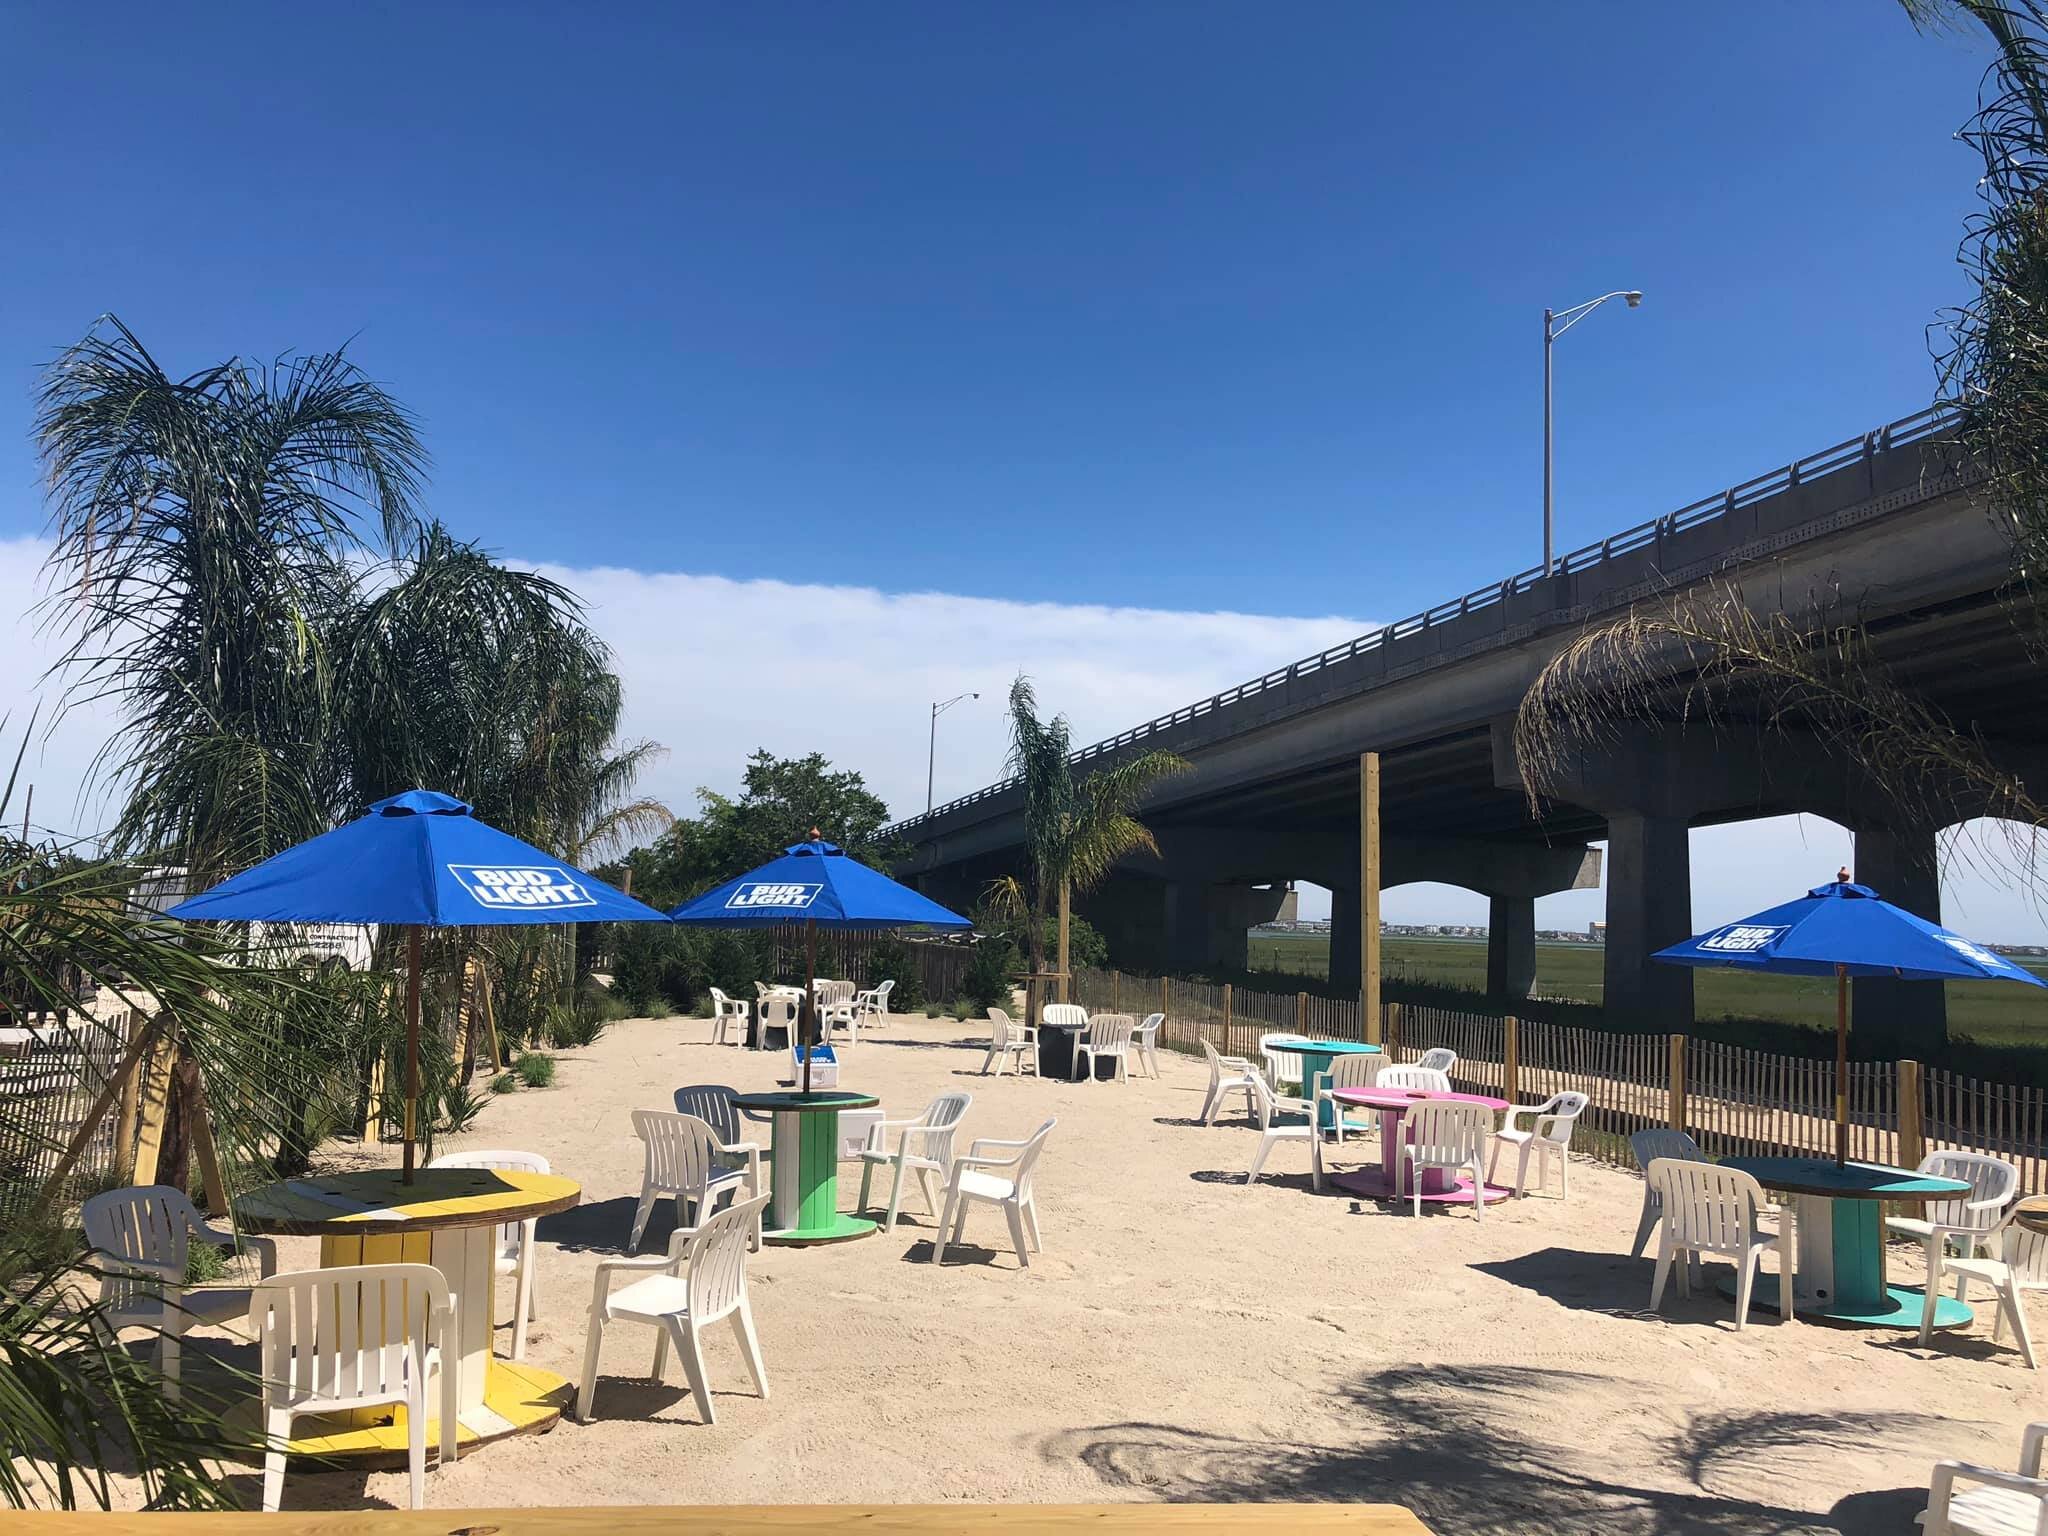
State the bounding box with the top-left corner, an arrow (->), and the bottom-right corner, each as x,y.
927,691 -> 979,814
1544,289 -> 1642,576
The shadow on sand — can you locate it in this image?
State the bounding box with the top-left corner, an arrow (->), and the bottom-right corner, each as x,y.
1041,1362 -> 1952,1535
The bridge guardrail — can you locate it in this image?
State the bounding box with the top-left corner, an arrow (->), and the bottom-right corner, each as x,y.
887,404 -> 1959,837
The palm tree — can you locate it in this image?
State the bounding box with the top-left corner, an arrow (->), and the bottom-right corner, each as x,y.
36,316 -> 427,885
989,676 -> 1187,1014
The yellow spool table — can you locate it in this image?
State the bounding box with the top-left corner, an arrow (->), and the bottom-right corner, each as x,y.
236,1167 -> 580,1462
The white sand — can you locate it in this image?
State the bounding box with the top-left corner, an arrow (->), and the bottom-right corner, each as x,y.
169,1014 -> 2038,1532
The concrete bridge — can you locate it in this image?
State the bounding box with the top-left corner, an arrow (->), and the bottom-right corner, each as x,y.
891,406 -> 2046,1052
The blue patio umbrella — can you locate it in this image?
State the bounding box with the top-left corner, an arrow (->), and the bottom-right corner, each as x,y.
670,834 -> 970,1091
168,789 -> 672,1179
1656,872 -> 2048,1163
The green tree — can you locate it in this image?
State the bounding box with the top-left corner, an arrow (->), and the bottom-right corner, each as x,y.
987,676 -> 1186,1016
623,750 -> 902,907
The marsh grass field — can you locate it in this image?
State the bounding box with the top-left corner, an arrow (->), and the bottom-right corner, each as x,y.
1249,932 -> 2048,1048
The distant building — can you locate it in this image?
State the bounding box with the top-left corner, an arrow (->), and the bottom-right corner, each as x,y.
1588,921 -> 1606,942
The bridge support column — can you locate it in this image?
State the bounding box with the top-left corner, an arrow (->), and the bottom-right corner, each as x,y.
1603,811 -> 1694,1027
1487,894 -> 1536,1000
1852,823 -> 1948,1058
1329,886 -> 1360,996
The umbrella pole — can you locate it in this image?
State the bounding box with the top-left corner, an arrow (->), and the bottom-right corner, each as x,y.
403,926 -> 423,1184
1834,961 -> 1849,1168
802,918 -> 818,1095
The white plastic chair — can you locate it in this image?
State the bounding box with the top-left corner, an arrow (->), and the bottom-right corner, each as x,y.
851,979 -> 895,1028
1200,1038 -> 1260,1124
1258,1032 -> 1303,1092
1488,1091 -> 1588,1200
1075,1013 -> 1134,1083
1416,1047 -> 1458,1076
821,995 -> 861,1048
837,1107 -> 884,1161
1378,1064 -> 1451,1094
981,1008 -> 1038,1076
1920,1421 -> 2048,1534
934,1118 -> 1056,1267
754,992 -> 798,1053
1130,1013 -> 1165,1078
578,1193 -> 770,1426
425,1149 -> 548,1360
1628,1128 -> 1706,1258
1245,1072 -> 1322,1190
1042,1002 -> 1087,1029
1887,1151 -> 2020,1343
1645,1157 -> 1794,1329
1402,1100 -> 1493,1219
707,988 -> 750,1046
251,1263 -> 456,1511
629,1109 -> 757,1252
858,1090 -> 973,1232
81,1185 -> 277,1400
1926,1211 -> 2048,1367
1313,1052 -> 1385,1144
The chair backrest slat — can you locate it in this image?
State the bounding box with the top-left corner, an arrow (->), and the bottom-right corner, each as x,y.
1416,1047 -> 1458,1076
253,1263 -> 448,1408
83,1185 -> 198,1310
1629,1128 -> 1703,1173
1086,1013 -> 1133,1050
634,1110 -> 726,1202
1918,1151 -> 2019,1232
687,1195 -> 768,1323
1378,1065 -> 1451,1094
1646,1157 -> 1762,1256
1042,1003 -> 1087,1029
1407,1100 -> 1489,1161
671,1085 -> 745,1145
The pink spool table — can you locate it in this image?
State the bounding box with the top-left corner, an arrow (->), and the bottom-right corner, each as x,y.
1325,1086 -> 1513,1206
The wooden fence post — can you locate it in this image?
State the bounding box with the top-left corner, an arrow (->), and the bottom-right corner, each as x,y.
1388,1001 -> 1403,1056
1502,1015 -> 1519,1105
1296,991 -> 1309,1034
113,1009 -> 145,1181
1112,970 -> 1121,1011
1898,1058 -> 1925,1169
1668,1034 -> 1688,1132
1222,983 -> 1233,1052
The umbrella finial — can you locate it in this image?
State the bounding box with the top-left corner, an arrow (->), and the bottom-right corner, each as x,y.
1837,866 -> 1851,885
811,826 -> 821,841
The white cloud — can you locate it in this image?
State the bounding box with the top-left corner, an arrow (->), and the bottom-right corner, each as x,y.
8,532 -> 2048,947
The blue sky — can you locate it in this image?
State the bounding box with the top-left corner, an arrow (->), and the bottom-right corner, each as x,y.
0,5 -> 1990,604
3,5 -> 2041,941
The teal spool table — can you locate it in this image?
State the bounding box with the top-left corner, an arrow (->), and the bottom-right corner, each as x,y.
1719,1155 -> 1973,1328
1261,1039 -> 1384,1129
733,1090 -> 880,1246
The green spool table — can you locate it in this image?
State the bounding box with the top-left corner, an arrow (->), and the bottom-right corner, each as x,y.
1719,1155 -> 1973,1327
733,1089 -> 880,1246
1261,1039 -> 1384,1129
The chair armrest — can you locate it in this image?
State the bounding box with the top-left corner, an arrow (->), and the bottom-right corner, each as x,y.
2023,1421 -> 2048,1479
1926,1458 -> 2048,1522
719,1139 -> 763,1160
965,1135 -> 1034,1156
204,1228 -> 279,1278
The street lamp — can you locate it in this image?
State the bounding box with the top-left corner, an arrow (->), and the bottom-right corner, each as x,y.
1544,289 -> 1642,576
927,691 -> 979,814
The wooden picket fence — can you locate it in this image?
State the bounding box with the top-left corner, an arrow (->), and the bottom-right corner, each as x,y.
0,1001 -> 149,1226
1075,965 -> 2048,1190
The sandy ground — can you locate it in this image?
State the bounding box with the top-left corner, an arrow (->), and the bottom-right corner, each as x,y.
160,1014 -> 2044,1533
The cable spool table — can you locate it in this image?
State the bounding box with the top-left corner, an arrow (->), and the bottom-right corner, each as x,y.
235,1166 -> 581,1461
1261,1039 -> 1384,1129
1717,1156 -> 1973,1327
732,1089 -> 880,1245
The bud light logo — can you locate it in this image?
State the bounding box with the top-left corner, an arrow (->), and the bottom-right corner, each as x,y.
1697,924 -> 1785,954
726,881 -> 822,910
449,865 -> 596,910
1940,935 -> 2002,970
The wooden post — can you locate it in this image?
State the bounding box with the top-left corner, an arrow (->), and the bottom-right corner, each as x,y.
131,1031 -> 181,1187
1668,1034 -> 1688,1132
1502,1015 -> 1520,1105
1222,983 -> 1233,1053
1388,1001 -> 1404,1056
1360,751 -> 1381,1044
1112,970 -> 1121,1011
113,1008 -> 145,1181
1161,975 -> 1170,1023
185,1064 -> 228,1216
1898,1058 -> 1925,1169
362,1055 -> 385,1143
479,967 -> 505,1073
1056,881 -> 1072,1003
1296,991 -> 1309,1035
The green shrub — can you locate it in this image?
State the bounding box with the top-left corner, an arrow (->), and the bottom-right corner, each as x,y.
514,1051 -> 557,1089
544,1003 -> 609,1050
862,937 -> 924,1011
950,999 -> 975,1022
490,1071 -> 520,1094
923,1002 -> 945,1018
960,936 -> 1019,1013
183,1240 -> 229,1286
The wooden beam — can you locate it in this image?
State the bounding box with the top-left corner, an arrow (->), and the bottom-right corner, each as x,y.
129,1029 -> 181,1187
7,1503 -> 1436,1535
1055,880 -> 1072,1003
112,1007 -> 145,1182
1360,750 -> 1381,1044
184,1059 -> 229,1215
